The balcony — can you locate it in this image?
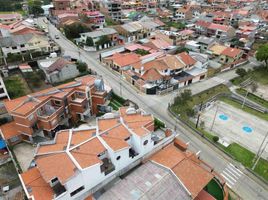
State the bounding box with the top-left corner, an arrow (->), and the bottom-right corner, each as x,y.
70,92 -> 87,104
37,103 -> 64,120
100,158 -> 115,176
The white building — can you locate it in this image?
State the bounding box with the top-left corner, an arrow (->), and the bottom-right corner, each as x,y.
19,107 -> 175,200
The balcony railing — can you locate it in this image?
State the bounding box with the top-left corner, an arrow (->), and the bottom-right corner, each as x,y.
37,105 -> 64,120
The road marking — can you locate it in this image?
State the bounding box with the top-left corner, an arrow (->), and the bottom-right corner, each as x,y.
229,163 -> 243,174
221,163 -> 244,189
225,168 -> 240,179
222,171 -> 237,182
221,173 -> 235,185
227,165 -> 242,177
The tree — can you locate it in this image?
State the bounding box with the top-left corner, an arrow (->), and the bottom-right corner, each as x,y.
174,89 -> 192,105
256,44 -> 268,67
236,68 -> 247,78
64,23 -> 90,40
76,61 -> 87,73
28,0 -> 44,16
96,35 -> 110,47
86,37 -> 94,46
250,82 -> 258,93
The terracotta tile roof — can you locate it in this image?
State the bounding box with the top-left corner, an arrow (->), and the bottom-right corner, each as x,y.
143,55 -> 185,71
172,159 -> 213,198
108,53 -> 141,68
70,137 -> 105,168
177,52 -> 196,66
71,129 -> 96,146
46,58 -> 72,73
208,23 -> 230,32
0,121 -> 19,140
151,144 -> 186,168
20,167 -> 54,200
151,143 -> 214,199
100,124 -> 131,151
98,118 -> 120,132
37,131 -> 69,154
141,68 -> 163,82
195,190 -> 216,200
36,153 -> 77,184
195,20 -> 211,28
4,75 -> 97,116
221,47 -> 242,58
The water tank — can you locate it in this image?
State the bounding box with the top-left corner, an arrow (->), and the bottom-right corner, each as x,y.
94,78 -> 104,91
126,107 -> 136,115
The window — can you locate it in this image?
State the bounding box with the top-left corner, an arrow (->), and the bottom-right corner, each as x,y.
70,186 -> 85,197
54,100 -> 61,105
143,140 -> 148,146
51,177 -> 58,183
116,156 -> 121,160
12,46 -> 17,50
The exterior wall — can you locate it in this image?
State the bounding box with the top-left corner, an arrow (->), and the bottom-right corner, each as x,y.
47,64 -> 79,83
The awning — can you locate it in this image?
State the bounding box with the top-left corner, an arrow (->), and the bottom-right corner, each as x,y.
0,139 -> 6,149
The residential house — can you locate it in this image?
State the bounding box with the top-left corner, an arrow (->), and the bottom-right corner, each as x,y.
196,36 -> 216,52
0,34 -> 60,57
98,139 -> 228,200
56,13 -> 79,28
19,64 -> 33,73
0,75 -> 9,100
219,47 -> 243,64
0,13 -> 22,25
114,22 -> 144,43
185,40 -> 201,52
105,1 -> 122,21
80,28 -> 118,51
194,20 -> 211,35
18,107 -> 176,200
207,23 -> 235,39
82,11 -> 105,28
175,6 -> 192,20
38,57 -> 80,83
175,29 -> 195,42
1,75 -> 111,145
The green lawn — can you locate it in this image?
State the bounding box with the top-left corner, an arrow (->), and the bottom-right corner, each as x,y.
4,75 -> 30,99
236,88 -> 268,109
231,66 -> 268,86
205,179 -> 224,200
108,92 -> 126,111
219,97 -> 268,121
223,143 -> 268,181
165,21 -> 185,30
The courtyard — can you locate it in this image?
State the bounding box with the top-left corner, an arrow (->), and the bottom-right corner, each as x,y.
199,101 -> 268,159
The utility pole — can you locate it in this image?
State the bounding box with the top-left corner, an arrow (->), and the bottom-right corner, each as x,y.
252,131 -> 268,166
241,90 -> 249,109
252,141 -> 268,170
210,102 -> 219,131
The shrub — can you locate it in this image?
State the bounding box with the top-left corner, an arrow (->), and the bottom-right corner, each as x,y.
212,136 -> 219,142
235,68 -> 247,78
76,61 -> 88,73
154,118 -> 165,130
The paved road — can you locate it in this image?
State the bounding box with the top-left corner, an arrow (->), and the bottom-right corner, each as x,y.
47,22 -> 268,200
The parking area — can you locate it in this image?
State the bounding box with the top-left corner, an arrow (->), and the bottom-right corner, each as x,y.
200,101 -> 268,159
13,143 -> 36,172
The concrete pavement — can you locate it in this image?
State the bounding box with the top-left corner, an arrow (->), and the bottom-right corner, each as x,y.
47,22 -> 268,200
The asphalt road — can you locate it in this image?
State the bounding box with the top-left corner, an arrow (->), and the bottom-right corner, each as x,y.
46,21 -> 268,200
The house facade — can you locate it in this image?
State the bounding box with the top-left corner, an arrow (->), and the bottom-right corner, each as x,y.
0,34 -> 60,57
19,107 -> 176,200
38,57 -> 80,83
1,75 -> 111,145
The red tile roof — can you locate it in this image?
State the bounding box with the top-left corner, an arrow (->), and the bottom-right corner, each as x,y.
221,47 -> 242,58
177,52 -> 196,66
208,23 -> 230,32
141,68 -> 163,82
0,121 -> 20,140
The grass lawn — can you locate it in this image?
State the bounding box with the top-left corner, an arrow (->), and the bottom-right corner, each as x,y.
219,97 -> 268,121
105,17 -> 118,26
171,84 -> 230,120
108,92 -> 126,111
231,66 -> 268,86
205,179 -> 224,200
4,75 -> 31,99
236,88 -> 268,109
165,21 -> 185,30
223,143 -> 268,181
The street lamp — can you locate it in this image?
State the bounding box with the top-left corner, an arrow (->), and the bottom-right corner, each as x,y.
210,102 -> 219,131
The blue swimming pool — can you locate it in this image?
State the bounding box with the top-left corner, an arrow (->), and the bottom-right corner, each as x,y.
242,126 -> 253,133
219,114 -> 228,121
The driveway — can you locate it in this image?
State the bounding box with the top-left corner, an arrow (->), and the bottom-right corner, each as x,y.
13,143 -> 36,172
